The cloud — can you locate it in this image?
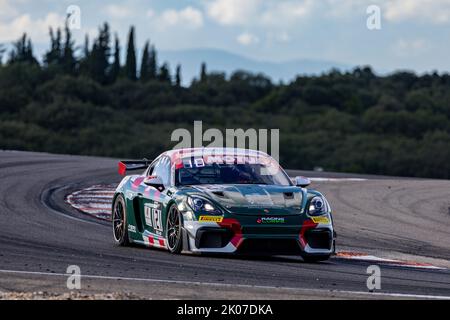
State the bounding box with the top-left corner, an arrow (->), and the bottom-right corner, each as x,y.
384,0 -> 450,24
237,32 -> 259,45
393,38 -> 429,57
206,0 -> 316,27
146,9 -> 155,18
204,0 -> 450,26
267,31 -> 291,43
260,0 -> 315,26
105,4 -> 133,19
158,6 -> 204,29
0,0 -> 18,18
0,12 -> 65,43
206,0 -> 260,25
324,0 -> 369,18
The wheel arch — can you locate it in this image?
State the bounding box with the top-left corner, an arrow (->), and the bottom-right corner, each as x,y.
164,199 -> 183,238
112,192 -> 133,232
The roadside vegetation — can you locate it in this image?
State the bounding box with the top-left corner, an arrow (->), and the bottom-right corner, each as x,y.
1,24 -> 450,178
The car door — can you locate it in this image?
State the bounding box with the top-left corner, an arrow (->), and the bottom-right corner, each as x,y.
141,156 -> 171,238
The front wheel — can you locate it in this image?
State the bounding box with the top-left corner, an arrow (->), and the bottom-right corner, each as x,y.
112,194 -> 130,246
166,204 -> 183,253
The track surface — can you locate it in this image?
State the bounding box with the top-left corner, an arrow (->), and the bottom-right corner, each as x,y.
0,150 -> 449,299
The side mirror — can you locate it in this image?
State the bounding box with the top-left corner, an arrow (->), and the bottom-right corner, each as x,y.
293,176 -> 311,188
144,175 -> 165,191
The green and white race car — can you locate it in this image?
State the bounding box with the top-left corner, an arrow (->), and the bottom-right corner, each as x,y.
112,147 -> 335,262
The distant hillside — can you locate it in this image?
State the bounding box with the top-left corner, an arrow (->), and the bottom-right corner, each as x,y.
159,48 -> 352,85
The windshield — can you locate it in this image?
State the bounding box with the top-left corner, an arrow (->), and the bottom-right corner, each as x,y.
175,158 -> 292,186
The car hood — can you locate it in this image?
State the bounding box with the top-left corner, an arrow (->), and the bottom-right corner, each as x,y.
190,184 -> 304,215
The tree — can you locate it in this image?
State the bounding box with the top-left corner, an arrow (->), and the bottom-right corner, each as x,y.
83,34 -> 89,58
62,22 -> 76,73
97,22 -> 111,83
140,41 -> 150,82
149,45 -> 157,80
0,44 -> 5,65
158,62 -> 171,83
78,34 -> 90,76
88,22 -> 111,83
200,62 -> 207,82
175,64 -> 181,87
9,33 -> 37,64
125,26 -> 137,81
44,27 -> 62,66
110,33 -> 121,82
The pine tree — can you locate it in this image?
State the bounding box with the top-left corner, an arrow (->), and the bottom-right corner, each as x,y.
25,39 -> 36,63
44,27 -> 62,66
149,45 -> 157,80
200,62 -> 207,82
83,34 -> 89,58
158,62 -> 171,83
78,34 -> 90,76
110,34 -> 121,83
98,22 -> 111,83
125,26 -> 137,81
88,23 -> 111,83
140,41 -> 150,82
175,64 -> 181,87
0,44 -> 5,65
9,33 -> 37,64
62,22 -> 76,73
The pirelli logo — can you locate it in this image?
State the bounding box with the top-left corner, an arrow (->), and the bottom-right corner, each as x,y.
199,216 -> 223,223
311,216 -> 330,224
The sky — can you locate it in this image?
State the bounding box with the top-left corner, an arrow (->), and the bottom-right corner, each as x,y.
1,0 -> 450,74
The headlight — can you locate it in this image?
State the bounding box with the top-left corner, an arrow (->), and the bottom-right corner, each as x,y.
187,196 -> 221,214
307,196 -> 327,216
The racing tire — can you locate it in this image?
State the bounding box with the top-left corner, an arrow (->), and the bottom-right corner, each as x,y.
166,204 -> 183,254
301,254 -> 330,263
112,194 -> 130,246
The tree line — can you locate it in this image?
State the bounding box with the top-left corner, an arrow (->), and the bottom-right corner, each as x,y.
2,23 -> 180,86
1,23 -> 450,179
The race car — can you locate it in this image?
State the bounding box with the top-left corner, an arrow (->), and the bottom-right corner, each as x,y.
112,148 -> 335,262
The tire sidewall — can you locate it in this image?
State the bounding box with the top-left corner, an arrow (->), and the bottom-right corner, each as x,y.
113,194 -> 129,246
166,204 -> 183,254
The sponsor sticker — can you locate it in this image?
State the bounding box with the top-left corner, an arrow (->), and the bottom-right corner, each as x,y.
199,216 -> 223,223
257,217 -> 285,224
311,216 -> 330,224
144,202 -> 162,231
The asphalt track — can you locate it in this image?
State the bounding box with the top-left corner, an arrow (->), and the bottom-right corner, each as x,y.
0,150 -> 449,299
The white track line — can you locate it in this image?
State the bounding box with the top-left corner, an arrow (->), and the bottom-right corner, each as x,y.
336,252 -> 446,270
0,269 -> 449,300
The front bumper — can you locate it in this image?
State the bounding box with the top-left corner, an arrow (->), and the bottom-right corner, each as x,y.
183,215 -> 334,255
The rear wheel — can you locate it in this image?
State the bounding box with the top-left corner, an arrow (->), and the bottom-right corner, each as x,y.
166,204 -> 182,253
112,194 -> 130,246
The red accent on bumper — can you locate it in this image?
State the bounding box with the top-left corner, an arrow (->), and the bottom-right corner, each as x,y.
299,219 -> 318,248
219,218 -> 244,248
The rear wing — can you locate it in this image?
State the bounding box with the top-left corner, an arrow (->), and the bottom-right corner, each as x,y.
118,159 -> 152,176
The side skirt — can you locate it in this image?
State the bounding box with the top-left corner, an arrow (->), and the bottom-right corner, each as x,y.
133,232 -> 168,250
